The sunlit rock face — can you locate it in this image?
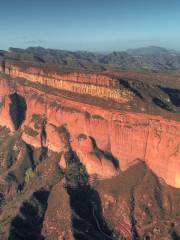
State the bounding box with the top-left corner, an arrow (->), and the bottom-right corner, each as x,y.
0,72 -> 179,187
46,124 -> 70,153
0,95 -> 15,131
0,92 -> 27,131
71,135 -> 118,179
7,64 -> 134,103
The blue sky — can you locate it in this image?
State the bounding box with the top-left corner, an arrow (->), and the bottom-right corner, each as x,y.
0,0 -> 180,51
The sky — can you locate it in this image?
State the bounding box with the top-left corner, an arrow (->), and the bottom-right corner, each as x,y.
0,0 -> 180,51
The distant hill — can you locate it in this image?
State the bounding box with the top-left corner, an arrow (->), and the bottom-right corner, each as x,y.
126,45 -> 172,55
1,46 -> 180,72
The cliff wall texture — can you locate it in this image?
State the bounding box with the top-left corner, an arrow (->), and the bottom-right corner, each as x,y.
4,64 -> 133,103
0,75 -> 179,188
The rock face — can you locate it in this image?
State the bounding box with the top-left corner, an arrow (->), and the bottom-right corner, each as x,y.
0,64 -> 180,240
0,95 -> 15,131
72,135 -> 118,179
5,64 -> 134,103
96,162 -> 180,240
0,72 -> 180,187
42,181 -> 73,240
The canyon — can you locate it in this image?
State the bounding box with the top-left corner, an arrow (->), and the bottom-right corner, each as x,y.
0,58 -> 179,239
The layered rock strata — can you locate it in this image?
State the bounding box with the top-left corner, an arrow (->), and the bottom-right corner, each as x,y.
0,74 -> 179,188
3,64 -> 133,103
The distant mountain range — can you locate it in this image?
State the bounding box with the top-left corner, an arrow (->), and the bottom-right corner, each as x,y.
1,46 -> 180,72
126,45 -> 180,56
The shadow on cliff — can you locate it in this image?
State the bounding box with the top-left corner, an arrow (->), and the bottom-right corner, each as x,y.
90,136 -> 119,169
47,125 -> 118,239
9,93 -> 27,130
119,79 -> 177,112
8,189 -> 49,240
66,184 -> 116,240
63,147 -> 117,239
172,231 -> 180,240
160,87 -> 180,108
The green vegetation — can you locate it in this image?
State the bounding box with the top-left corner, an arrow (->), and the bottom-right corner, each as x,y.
0,216 -> 11,235
77,133 -> 87,141
136,237 -> 144,240
165,222 -> 175,234
5,172 -> 17,183
0,96 -> 5,109
31,114 -> 46,129
65,163 -> 88,186
24,127 -> 38,137
92,114 -> 104,120
0,194 -> 5,208
141,204 -> 153,224
24,168 -> 36,185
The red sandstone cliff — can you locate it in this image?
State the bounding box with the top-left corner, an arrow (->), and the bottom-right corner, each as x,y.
0,74 -> 179,188
4,64 -> 134,104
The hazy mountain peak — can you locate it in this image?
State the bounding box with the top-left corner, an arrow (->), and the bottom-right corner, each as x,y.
126,45 -> 170,55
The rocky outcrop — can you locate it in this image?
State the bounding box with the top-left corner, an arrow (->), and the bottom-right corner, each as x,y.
71,135 -> 118,179
5,64 -> 133,103
0,75 -> 179,187
42,182 -> 73,240
46,124 -> 70,153
0,95 -> 15,131
96,162 -> 180,239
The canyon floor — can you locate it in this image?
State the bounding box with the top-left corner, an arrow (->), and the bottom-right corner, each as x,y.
0,50 -> 180,240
